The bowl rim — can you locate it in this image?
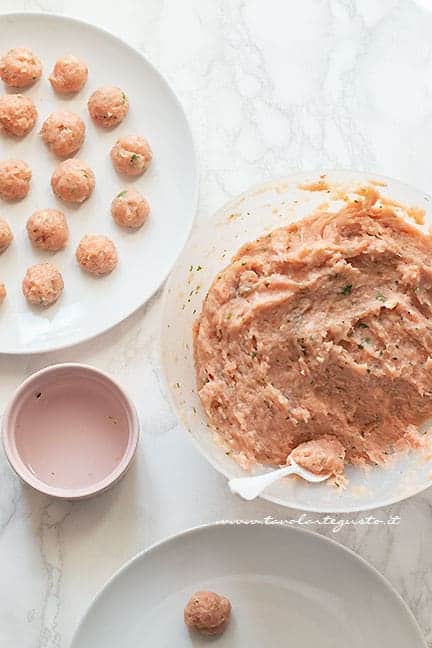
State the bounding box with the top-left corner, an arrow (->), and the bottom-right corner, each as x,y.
1,362 -> 140,499
160,169 -> 432,513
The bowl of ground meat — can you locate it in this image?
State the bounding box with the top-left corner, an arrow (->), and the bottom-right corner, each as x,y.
161,170 -> 432,513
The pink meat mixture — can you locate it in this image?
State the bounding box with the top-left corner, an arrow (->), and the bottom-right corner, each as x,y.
193,188 -> 432,474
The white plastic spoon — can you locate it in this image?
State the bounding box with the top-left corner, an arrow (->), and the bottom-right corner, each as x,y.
228,460 -> 330,501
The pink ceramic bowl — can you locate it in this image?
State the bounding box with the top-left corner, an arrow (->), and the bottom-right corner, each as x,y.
2,363 -> 139,499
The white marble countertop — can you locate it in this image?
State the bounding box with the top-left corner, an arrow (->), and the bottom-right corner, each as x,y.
1,0 -> 432,646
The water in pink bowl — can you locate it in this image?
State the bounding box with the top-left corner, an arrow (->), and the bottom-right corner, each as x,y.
14,371 -> 131,490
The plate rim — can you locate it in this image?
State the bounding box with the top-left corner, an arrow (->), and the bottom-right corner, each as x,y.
0,11 -> 200,355
70,521 -> 427,647
160,169 -> 432,513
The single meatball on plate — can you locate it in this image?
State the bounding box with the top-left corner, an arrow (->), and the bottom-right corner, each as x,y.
0,219 -> 13,252
26,209 -> 68,252
49,55 -> 88,94
41,111 -> 85,158
88,86 -> 129,128
111,188 -> 150,229
76,235 -> 118,276
0,47 -> 42,88
51,159 -> 95,204
0,94 -> 37,137
0,159 -> 31,201
184,591 -> 231,636
22,263 -> 64,307
111,135 -> 152,177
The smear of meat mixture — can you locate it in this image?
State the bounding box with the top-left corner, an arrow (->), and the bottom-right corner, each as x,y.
290,436 -> 346,477
193,187 -> 432,473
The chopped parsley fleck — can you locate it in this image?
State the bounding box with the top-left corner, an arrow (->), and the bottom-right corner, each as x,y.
130,153 -> 139,164
358,322 -> 369,329
196,265 -> 202,271
357,344 -> 364,350
376,293 -> 385,302
117,190 -> 127,198
251,351 -> 257,359
189,264 -> 193,272
340,284 -> 352,295
225,450 -> 232,456
364,337 -> 371,344
226,312 -> 232,319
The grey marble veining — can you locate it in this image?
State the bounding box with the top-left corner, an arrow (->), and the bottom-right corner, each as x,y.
0,0 -> 432,646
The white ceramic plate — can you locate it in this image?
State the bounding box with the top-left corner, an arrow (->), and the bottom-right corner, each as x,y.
0,13 -> 198,354
71,523 -> 426,647
161,170 -> 432,512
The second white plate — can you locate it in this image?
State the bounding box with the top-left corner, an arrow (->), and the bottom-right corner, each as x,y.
71,523 -> 426,647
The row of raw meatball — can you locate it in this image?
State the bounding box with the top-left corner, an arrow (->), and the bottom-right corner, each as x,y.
0,89 -> 131,145
0,47 -> 130,131
0,139 -> 151,204
1,187 -> 149,256
0,95 -> 148,166
1,47 -> 87,93
1,48 -> 130,130
0,231 -> 118,308
0,186 -> 150,304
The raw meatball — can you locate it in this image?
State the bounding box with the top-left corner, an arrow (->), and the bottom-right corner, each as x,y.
290,436 -> 346,477
41,111 -> 85,157
0,159 -> 31,200
111,188 -> 150,228
27,209 -> 68,251
0,282 -> 6,303
184,591 -> 231,636
0,219 -> 13,252
0,94 -> 37,137
76,235 -> 118,276
87,86 -> 128,128
49,55 -> 88,94
0,47 -> 42,88
110,135 -> 152,177
22,263 -> 64,306
51,158 -> 95,204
